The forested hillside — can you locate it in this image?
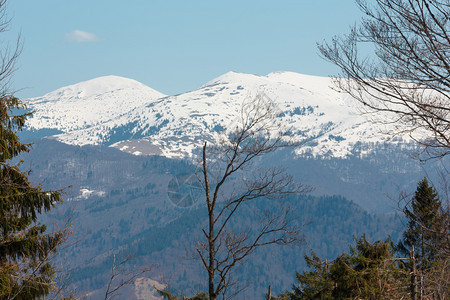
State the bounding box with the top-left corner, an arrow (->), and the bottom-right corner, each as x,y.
15,138 -> 412,298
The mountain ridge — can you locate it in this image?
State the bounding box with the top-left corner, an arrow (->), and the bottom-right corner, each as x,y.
24,71 -> 415,159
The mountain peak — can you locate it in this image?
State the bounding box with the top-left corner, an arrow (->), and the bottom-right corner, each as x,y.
25,75 -> 166,142
204,71 -> 263,86
35,75 -> 164,101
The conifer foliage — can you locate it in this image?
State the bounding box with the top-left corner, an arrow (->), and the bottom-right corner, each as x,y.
280,236 -> 407,299
0,96 -> 66,299
398,178 -> 447,268
397,178 -> 449,299
0,1 -> 67,298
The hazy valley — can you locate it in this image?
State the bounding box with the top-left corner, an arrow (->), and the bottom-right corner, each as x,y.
13,71 -> 447,298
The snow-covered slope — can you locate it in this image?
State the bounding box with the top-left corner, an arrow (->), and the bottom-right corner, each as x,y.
25,72 -> 413,158
26,75 -> 166,145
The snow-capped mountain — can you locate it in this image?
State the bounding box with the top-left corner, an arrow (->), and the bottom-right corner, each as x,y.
26,75 -> 166,144
25,71 -> 413,158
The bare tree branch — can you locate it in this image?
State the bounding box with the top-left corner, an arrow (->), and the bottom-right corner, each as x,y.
196,94 -> 311,299
318,0 -> 450,160
104,254 -> 153,300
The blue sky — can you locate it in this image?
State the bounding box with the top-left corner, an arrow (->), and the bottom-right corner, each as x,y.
6,1 -> 363,98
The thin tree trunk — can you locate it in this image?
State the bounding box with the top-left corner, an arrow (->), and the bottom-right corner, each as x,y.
420,234 -> 424,300
411,246 -> 417,300
203,142 -> 216,300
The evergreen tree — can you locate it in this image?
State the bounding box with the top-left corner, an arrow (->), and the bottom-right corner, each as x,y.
397,177 -> 449,298
398,178 -> 447,268
0,95 -> 66,299
334,236 -> 407,299
288,252 -> 333,299
282,236 -> 408,299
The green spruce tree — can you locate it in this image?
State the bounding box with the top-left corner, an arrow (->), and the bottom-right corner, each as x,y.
397,177 -> 449,298
282,236 -> 408,299
288,252 -> 333,299
0,96 -> 67,299
398,178 -> 447,268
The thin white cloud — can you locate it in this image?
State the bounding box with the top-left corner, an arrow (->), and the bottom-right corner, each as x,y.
65,30 -> 102,42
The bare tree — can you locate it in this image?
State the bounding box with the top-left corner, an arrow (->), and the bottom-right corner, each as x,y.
195,93 -> 310,299
318,0 -> 450,159
0,0 -> 21,95
104,254 -> 153,300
